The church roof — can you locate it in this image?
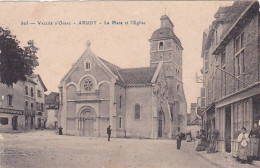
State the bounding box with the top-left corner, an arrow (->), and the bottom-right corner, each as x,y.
150,27 -> 183,49
98,58 -> 157,85
118,67 -> 157,85
98,57 -> 121,74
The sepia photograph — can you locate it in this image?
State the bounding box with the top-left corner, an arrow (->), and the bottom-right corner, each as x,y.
0,0 -> 260,167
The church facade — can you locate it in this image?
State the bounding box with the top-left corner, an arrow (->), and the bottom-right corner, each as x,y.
59,15 -> 187,139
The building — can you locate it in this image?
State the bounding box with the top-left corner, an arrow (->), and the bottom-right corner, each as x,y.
198,1 -> 259,155
45,92 -> 59,129
59,15 -> 187,139
30,74 -> 48,128
187,103 -> 201,138
0,74 -> 47,132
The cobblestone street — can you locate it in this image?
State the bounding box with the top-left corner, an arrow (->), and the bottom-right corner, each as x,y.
0,130 -> 213,168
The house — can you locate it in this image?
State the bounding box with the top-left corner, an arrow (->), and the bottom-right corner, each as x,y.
29,74 -> 48,129
0,74 -> 47,132
198,1 -> 260,154
187,103 -> 201,139
45,92 -> 59,129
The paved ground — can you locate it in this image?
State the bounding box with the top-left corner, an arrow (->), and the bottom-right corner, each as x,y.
0,130 -> 215,168
194,148 -> 260,168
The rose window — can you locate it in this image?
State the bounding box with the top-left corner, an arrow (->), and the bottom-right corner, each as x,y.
84,80 -> 93,91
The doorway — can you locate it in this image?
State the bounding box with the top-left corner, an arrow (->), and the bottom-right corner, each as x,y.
12,116 -> 18,130
37,118 -> 41,128
158,110 -> 165,138
83,118 -> 94,137
79,108 -> 95,137
225,106 -> 231,153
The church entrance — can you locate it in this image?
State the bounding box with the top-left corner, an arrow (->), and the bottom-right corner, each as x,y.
158,110 -> 165,138
79,108 -> 96,137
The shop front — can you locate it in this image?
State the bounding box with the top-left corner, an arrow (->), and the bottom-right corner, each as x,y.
215,82 -> 260,156
0,107 -> 23,132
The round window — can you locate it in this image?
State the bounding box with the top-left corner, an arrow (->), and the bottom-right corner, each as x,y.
84,79 -> 93,91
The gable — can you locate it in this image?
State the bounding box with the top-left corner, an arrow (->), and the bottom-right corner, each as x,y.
60,45 -> 118,87
29,74 -> 47,92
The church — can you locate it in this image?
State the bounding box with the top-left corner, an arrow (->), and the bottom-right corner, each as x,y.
59,15 -> 187,139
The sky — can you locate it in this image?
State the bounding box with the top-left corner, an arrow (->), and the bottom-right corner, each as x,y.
0,1 -> 233,112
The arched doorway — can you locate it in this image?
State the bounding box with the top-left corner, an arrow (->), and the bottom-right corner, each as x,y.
78,107 -> 96,137
158,109 -> 165,138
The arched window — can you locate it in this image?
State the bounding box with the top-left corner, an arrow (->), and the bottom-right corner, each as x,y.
85,61 -> 91,70
159,42 -> 164,50
84,78 -> 94,91
134,104 -> 141,120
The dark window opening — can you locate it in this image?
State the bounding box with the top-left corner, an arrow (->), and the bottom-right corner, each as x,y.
0,117 -> 8,125
119,95 -> 122,109
31,103 -> 33,109
134,104 -> 141,120
85,61 -> 91,70
31,87 -> 34,97
159,42 -> 164,50
119,117 -> 122,128
7,95 -> 13,106
25,86 -> 28,95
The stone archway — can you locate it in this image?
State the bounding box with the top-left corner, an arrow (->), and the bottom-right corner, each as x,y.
78,107 -> 96,137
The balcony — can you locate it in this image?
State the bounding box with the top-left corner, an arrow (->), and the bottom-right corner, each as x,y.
76,90 -> 100,100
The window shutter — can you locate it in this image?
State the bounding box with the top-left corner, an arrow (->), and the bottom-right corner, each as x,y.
201,87 -> 206,108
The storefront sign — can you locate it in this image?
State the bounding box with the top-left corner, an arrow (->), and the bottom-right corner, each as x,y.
0,108 -> 23,115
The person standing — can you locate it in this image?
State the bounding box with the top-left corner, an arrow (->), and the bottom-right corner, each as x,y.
248,122 -> 260,161
237,127 -> 250,164
186,131 -> 192,142
107,125 -> 112,141
195,131 -> 201,151
176,127 -> 182,150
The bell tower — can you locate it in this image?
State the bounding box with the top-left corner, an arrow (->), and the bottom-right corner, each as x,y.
149,15 -> 187,138
149,15 -> 183,81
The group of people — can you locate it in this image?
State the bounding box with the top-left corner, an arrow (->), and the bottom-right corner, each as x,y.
176,128 -> 209,151
237,122 -> 260,164
195,129 -> 209,151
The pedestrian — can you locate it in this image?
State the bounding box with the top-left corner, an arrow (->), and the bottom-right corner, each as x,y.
186,131 -> 192,142
248,122 -> 260,161
237,127 -> 250,164
196,129 -> 208,151
195,131 -> 201,150
107,125 -> 112,141
176,127 -> 182,150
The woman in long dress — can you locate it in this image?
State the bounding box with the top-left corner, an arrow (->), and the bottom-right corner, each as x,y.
248,122 -> 260,161
237,127 -> 250,164
195,131 -> 200,150
186,131 -> 192,142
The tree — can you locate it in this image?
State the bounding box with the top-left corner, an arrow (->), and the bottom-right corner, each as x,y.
0,27 -> 39,86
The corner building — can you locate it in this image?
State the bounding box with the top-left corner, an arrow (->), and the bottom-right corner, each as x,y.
59,15 -> 187,139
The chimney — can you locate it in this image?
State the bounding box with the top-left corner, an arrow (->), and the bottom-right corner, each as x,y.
160,15 -> 174,31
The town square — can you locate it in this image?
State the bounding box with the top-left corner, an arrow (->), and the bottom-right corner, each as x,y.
0,1 -> 260,167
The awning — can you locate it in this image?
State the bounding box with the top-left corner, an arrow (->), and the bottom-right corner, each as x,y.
200,102 -> 215,117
